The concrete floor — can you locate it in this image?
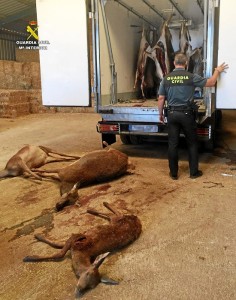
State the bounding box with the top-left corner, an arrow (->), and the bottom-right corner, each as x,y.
0,111 -> 235,300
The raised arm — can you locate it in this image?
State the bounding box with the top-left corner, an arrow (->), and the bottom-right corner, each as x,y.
205,62 -> 229,87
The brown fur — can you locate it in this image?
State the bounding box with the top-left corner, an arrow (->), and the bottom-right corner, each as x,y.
23,202 -> 142,294
35,147 -> 129,210
0,145 -> 80,181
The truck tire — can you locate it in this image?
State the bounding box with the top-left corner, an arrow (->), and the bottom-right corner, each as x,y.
120,134 -> 131,144
130,135 -> 143,145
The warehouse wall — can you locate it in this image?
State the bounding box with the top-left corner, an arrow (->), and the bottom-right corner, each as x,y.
0,32 -> 19,61
0,19 -> 95,118
0,59 -> 95,118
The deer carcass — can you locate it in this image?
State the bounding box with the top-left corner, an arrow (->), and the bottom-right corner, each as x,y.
188,47 -> 203,76
34,147 -> 129,210
153,15 -> 175,76
134,28 -> 151,98
0,145 -> 80,181
179,20 -> 193,66
23,202 -> 142,296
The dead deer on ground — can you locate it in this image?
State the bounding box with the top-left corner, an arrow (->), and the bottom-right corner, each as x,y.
0,145 -> 80,181
23,202 -> 142,296
33,145 -> 130,210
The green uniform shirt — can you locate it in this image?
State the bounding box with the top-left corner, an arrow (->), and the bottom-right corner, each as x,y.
158,68 -> 207,106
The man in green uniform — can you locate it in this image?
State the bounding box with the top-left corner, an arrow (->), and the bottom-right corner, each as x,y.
158,53 -> 228,179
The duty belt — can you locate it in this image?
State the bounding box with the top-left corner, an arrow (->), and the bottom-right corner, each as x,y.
168,105 -> 193,112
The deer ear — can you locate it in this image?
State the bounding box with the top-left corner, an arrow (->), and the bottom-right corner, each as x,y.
93,252 -> 110,269
101,277 -> 119,285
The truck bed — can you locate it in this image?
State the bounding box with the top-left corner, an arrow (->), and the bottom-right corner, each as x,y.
105,98 -> 206,113
114,98 -> 159,107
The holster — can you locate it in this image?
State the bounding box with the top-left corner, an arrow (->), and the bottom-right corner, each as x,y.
164,107 -> 168,118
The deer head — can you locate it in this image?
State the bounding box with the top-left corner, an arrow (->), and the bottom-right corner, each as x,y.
56,183 -> 79,211
76,252 -> 118,296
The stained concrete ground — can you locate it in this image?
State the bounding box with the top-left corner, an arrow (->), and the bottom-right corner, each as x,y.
0,111 -> 235,300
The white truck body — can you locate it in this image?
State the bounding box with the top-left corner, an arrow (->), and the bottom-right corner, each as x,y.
93,0 -> 235,148
36,0 -> 235,148
36,0 -> 90,107
216,0 -> 235,109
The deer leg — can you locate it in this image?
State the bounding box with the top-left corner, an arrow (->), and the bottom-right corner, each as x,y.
31,168 -> 59,173
48,153 -> 80,159
33,172 -> 60,181
87,209 -> 111,221
43,156 -> 79,164
19,159 -> 42,181
87,202 -> 121,219
39,146 -> 80,159
34,234 -> 65,249
23,237 -> 72,262
103,202 -> 121,216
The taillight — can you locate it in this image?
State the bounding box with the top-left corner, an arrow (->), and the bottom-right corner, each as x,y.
97,123 -> 119,133
197,127 -> 210,137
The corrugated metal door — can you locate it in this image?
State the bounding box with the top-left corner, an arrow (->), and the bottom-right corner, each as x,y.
0,32 -> 18,61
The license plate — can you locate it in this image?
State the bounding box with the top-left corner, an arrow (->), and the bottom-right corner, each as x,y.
129,125 -> 158,133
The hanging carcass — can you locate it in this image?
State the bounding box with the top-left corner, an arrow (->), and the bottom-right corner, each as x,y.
133,27 -> 165,99
134,17 -> 175,99
146,44 -> 165,82
188,47 -> 204,76
143,56 -> 159,99
153,15 -> 175,76
144,16 -> 175,95
179,21 -> 204,76
179,20 -> 192,58
143,29 -> 160,98
133,28 -> 151,99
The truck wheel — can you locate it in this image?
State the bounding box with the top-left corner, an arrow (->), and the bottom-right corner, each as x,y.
120,134 -> 131,144
130,135 -> 143,145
